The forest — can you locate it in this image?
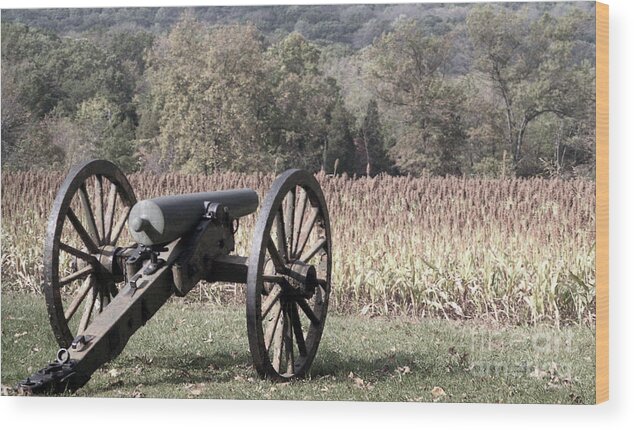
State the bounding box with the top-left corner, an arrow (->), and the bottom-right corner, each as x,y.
1,3 -> 597,177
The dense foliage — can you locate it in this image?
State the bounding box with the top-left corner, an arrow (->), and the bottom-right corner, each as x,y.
1,3 -> 596,177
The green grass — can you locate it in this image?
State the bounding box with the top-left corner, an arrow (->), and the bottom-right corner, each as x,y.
1,293 -> 595,403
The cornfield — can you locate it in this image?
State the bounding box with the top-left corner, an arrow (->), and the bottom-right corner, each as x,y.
1,170 -> 595,326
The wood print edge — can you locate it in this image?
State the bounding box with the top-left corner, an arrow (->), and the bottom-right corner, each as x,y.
595,0 -> 609,405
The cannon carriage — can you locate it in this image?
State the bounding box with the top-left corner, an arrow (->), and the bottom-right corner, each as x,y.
18,159 -> 332,394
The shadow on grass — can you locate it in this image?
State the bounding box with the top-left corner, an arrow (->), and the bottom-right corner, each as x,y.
107,346 -> 428,389
109,351 -> 251,387
312,348 -> 429,380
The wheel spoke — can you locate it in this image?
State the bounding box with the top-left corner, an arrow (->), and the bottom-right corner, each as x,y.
78,183 -> 100,245
59,265 -> 93,286
266,239 -> 286,273
317,278 -> 329,292
296,298 -> 320,326
275,207 -> 288,261
283,188 -> 295,258
271,307 -> 285,372
295,208 -> 319,259
261,285 -> 282,318
66,208 -> 99,253
102,286 -> 112,307
109,279 -> 119,299
284,308 -> 294,374
109,205 -> 131,245
265,301 -> 283,350
64,274 -> 94,321
103,182 -> 118,243
94,175 -> 105,242
290,302 -> 307,356
59,242 -> 96,264
292,189 -> 308,257
300,237 -> 327,263
78,287 -> 97,332
262,274 -> 285,284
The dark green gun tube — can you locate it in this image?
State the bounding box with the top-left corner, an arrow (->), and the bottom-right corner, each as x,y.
128,189 -> 259,246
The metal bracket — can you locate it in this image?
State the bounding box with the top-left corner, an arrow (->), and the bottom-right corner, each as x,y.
125,244 -> 167,291
129,272 -> 150,297
71,335 -> 95,352
129,272 -> 143,289
126,244 -> 151,265
204,202 -> 230,223
143,252 -> 165,276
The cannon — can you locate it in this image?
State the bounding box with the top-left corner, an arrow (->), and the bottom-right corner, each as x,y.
17,159 -> 331,394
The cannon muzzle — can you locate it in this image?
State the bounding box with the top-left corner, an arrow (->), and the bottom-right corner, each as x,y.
128,189 -> 258,246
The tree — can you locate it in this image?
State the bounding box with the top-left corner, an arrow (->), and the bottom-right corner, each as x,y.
107,30 -> 154,77
365,19 -> 466,176
0,23 -> 63,121
1,64 -> 32,159
466,5 -> 595,173
358,99 -> 391,176
2,118 -> 65,171
143,17 -> 274,173
323,96 -> 355,174
1,4 -> 596,177
73,96 -> 138,171
461,76 -> 510,176
268,33 -> 356,174
1,23 -> 146,170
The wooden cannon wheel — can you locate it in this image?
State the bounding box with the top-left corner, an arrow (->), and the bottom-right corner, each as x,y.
246,169 -> 332,380
43,160 -> 136,347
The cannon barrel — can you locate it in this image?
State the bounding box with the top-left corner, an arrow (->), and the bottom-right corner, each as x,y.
128,189 -> 258,246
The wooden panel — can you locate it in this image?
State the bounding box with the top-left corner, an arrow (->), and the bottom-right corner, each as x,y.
595,1 -> 609,405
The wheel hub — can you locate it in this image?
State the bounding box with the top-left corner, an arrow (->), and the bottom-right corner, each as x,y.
95,245 -> 119,275
264,259 -> 317,299
283,261 -> 317,299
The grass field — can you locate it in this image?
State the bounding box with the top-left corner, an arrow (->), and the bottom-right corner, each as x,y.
1,293 -> 595,403
1,170 -> 595,325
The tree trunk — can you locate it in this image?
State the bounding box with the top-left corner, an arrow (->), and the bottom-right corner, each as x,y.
514,117 -> 528,165
492,66 -> 515,166
362,128 -> 371,177
321,137 -> 328,173
555,118 -> 564,172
